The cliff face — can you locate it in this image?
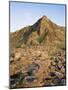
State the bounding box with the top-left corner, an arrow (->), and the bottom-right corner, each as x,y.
10,16 -> 66,88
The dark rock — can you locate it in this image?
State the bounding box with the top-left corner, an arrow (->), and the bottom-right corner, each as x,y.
45,77 -> 51,80
52,77 -> 61,85
10,57 -> 14,63
50,57 -> 53,60
49,72 -> 55,77
28,62 -> 40,75
10,73 -> 20,88
51,61 -> 56,66
52,77 -> 66,86
10,53 -> 15,58
60,79 -> 66,85
57,51 -> 61,56
54,57 -> 59,63
23,76 -> 37,83
10,72 -> 27,88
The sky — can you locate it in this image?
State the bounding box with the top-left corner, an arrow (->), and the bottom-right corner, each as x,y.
10,2 -> 66,32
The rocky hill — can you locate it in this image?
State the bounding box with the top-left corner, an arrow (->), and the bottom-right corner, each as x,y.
10,16 -> 65,49
10,16 -> 66,88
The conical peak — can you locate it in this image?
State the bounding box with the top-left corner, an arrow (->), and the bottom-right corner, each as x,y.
32,15 -> 57,33
40,15 -> 50,23
41,15 -> 48,20
42,15 -> 47,19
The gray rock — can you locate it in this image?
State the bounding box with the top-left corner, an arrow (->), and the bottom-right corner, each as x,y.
52,77 -> 61,85
28,62 -> 40,75
52,77 -> 66,86
23,76 -> 37,83
60,79 -> 66,85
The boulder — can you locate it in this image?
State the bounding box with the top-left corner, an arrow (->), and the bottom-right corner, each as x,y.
10,57 -> 14,63
15,52 -> 21,60
55,71 -> 63,78
61,66 -> 65,74
23,76 -> 37,83
28,62 -> 40,75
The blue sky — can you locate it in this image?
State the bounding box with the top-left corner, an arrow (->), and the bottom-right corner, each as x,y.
10,2 -> 66,32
